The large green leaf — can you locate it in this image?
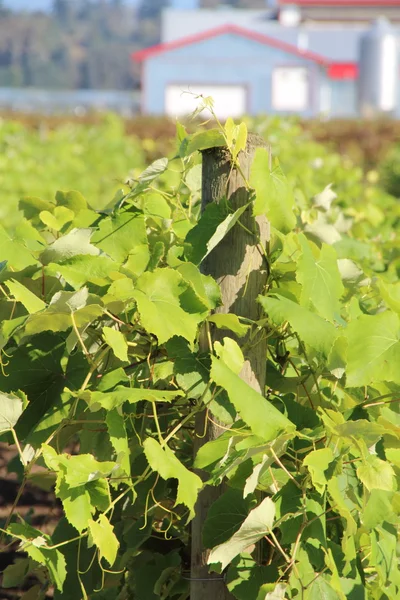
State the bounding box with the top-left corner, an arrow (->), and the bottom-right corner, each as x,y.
296,234 -> 343,322
0,223 -> 37,270
345,312 -> 400,387
143,437 -> 202,520
250,149 -> 296,233
40,228 -> 100,265
6,279 -> 46,314
0,333 -> 87,443
7,524 -> 66,591
203,488 -> 257,549
210,356 -> 295,441
185,201 -> 249,265
208,497 -> 276,570
46,255 -> 118,289
103,326 -> 128,362
88,514 -> 119,566
0,392 -> 24,433
132,268 -> 204,345
91,210 -> 147,262
106,408 -> 131,476
85,385 -> 183,411
259,295 -> 338,358
357,455 -> 395,492
303,448 -> 334,494
179,129 -> 226,157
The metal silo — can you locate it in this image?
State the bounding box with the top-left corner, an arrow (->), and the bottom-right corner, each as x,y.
358,17 -> 399,118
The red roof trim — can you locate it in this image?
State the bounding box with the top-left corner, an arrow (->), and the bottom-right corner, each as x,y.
132,24 -> 329,66
328,63 -> 358,80
279,0 -> 400,4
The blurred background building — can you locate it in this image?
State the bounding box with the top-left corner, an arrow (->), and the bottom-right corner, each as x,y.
0,0 -> 398,118
134,0 -> 400,118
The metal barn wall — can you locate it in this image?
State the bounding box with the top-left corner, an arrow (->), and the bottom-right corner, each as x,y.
141,33 -> 325,117
329,80 -> 358,117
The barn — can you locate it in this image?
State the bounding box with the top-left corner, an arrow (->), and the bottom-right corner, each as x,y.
133,2 -> 400,119
133,24 -> 333,119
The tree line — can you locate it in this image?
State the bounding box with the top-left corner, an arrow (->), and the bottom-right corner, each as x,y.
0,0 -> 269,90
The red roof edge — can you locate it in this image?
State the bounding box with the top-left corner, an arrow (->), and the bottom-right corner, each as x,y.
328,63 -> 358,80
279,0 -> 400,5
132,24 -> 329,66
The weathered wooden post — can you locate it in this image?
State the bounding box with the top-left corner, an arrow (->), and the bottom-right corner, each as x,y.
190,134 -> 270,600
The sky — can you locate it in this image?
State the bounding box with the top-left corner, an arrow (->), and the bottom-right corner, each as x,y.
4,0 -> 140,10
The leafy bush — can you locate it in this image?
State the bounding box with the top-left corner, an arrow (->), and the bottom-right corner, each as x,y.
379,143 -> 400,198
1,109 -> 400,599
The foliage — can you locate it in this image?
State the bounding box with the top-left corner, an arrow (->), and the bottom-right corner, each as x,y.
0,115 -> 145,228
379,143 -> 400,198
1,104 -> 400,600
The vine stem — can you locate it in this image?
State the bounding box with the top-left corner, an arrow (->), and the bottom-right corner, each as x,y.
71,312 -> 93,365
162,407 -> 201,447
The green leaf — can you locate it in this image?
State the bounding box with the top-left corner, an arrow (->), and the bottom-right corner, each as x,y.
40,228 -> 100,265
185,201 -> 249,265
259,295 -> 338,358
362,489 -> 397,529
106,408 -> 131,477
62,455 -> 116,489
225,118 -> 247,160
179,129 -> 226,157
143,437 -> 202,520
55,190 -> 87,214
87,478 -> 111,512
19,196 -> 54,221
345,312 -> 400,387
210,356 -> 295,441
85,386 -> 183,412
176,262 -> 221,310
208,497 -> 276,570
56,480 -> 94,533
6,279 -> 46,314
203,488 -> 256,549
0,392 -> 24,432
88,514 -> 119,566
0,333 -> 87,445
2,558 -> 31,588
327,477 -> 357,537
214,338 -> 244,375
305,575 -> 340,600
91,210 -> 147,262
250,150 -> 296,233
378,280 -> 400,313
40,206 -> 74,231
227,555 -> 280,600
296,234 -> 343,322
0,223 -> 37,270
138,157 -> 168,183
7,524 -> 66,591
208,313 -> 250,337
47,255 -> 117,289
303,448 -> 334,494
201,204 -> 250,264
132,268 -> 204,345
357,455 -> 395,491
24,288 -> 103,337
103,326 -> 128,362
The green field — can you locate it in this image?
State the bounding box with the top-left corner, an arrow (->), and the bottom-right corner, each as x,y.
1,111 -> 400,600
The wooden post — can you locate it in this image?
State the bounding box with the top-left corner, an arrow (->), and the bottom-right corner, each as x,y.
190,134 -> 269,600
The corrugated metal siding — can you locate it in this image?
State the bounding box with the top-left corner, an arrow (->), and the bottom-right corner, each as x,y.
143,33 -> 324,117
